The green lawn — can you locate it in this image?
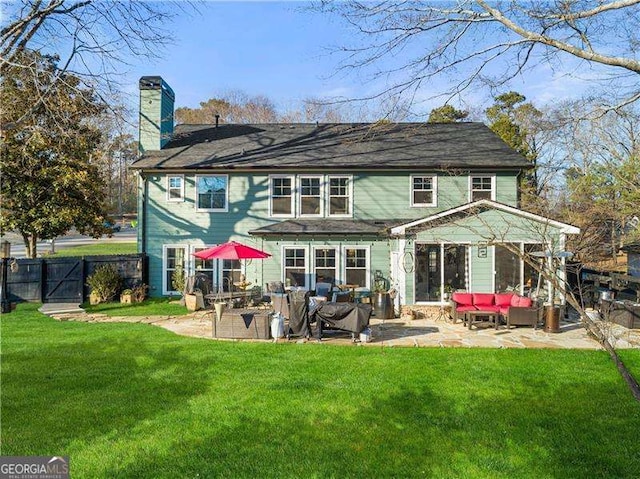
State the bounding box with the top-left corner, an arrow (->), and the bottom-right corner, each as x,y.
3,303 -> 640,478
48,242 -> 137,257
83,297 -> 189,316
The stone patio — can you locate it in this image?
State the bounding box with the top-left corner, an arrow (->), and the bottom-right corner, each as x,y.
47,307 -> 629,349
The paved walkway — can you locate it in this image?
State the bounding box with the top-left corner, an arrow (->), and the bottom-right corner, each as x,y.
47,308 -> 627,349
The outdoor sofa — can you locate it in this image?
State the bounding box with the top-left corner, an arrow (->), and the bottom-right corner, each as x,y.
450,292 -> 542,328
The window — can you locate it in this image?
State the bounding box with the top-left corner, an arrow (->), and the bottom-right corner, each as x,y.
197,175 -> 228,211
163,246 -> 187,294
300,176 -> 322,216
193,246 -> 216,290
524,244 -> 543,296
443,245 -> 468,293
314,247 -> 337,284
271,176 -> 294,216
495,243 -> 520,292
222,259 -> 242,292
167,175 -> 184,202
344,247 -> 368,287
328,176 -> 351,216
284,247 -> 307,288
411,175 -> 437,206
470,175 -> 494,201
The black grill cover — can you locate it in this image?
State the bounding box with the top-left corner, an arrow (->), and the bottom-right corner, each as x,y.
311,302 -> 372,337
287,290 -> 310,338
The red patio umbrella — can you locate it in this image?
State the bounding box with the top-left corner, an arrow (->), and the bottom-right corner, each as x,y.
193,240 -> 271,260
194,241 -> 271,338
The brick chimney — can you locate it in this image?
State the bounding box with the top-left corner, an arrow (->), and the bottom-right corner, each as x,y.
139,76 -> 175,153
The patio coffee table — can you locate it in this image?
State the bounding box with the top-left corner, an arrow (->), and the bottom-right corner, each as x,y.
466,310 -> 501,330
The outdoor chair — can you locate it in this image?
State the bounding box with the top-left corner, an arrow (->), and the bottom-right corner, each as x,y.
314,282 -> 332,299
332,291 -> 352,302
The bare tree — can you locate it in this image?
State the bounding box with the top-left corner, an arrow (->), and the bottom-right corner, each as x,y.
1,1 -> 192,129
315,0 -> 640,113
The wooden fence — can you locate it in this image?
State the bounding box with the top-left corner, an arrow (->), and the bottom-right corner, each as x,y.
0,254 -> 147,304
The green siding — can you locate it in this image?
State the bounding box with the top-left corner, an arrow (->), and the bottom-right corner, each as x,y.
139,87 -> 174,152
141,171 -> 528,297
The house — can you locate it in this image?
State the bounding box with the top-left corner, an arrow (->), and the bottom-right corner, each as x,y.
621,242 -> 640,278
132,76 -> 579,308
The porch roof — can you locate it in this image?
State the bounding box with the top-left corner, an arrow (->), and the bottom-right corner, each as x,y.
390,200 -> 580,236
249,218 -> 402,236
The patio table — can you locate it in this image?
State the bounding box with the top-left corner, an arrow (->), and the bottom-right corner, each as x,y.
466,310 -> 501,330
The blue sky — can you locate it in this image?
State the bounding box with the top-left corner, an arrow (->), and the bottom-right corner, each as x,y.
119,2 -> 599,119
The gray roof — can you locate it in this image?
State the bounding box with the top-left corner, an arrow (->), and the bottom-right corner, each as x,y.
621,242 -> 640,254
132,122 -> 530,171
249,219 -> 402,236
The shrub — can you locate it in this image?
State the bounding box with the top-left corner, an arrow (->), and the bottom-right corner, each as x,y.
131,283 -> 149,302
87,264 -> 123,303
171,266 -> 185,295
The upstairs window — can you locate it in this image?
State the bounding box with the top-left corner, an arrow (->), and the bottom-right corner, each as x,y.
271,176 -> 294,216
167,175 -> 184,202
299,176 -> 322,216
328,176 -> 351,216
470,175 -> 494,201
411,175 -> 437,206
197,175 -> 228,211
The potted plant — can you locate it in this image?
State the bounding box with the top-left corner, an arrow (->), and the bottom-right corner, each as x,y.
86,264 -> 123,305
372,275 -> 394,319
120,289 -> 133,304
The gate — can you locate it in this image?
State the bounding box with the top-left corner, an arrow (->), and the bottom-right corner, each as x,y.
43,259 -> 84,303
3,254 -> 147,304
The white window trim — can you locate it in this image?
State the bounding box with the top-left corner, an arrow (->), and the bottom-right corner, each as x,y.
162,244 -> 188,295
166,174 -> 184,202
410,174 -> 438,207
312,246 -> 339,287
413,242 -> 471,305
327,174 -> 353,218
341,245 -> 370,289
281,245 -> 310,289
269,174 -> 295,218
298,175 -> 324,217
195,174 -> 229,212
468,174 -> 496,202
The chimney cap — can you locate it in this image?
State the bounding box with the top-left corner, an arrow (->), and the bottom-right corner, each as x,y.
139,76 -> 175,101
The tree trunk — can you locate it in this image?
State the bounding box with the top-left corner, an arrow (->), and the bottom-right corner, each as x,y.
23,234 -> 38,258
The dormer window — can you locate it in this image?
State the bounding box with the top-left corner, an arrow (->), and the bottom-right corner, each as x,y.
470,175 -> 495,201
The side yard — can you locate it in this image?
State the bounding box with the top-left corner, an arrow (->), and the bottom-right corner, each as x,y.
2,303 -> 640,478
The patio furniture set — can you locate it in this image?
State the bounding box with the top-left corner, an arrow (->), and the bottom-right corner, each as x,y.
450,292 -> 544,330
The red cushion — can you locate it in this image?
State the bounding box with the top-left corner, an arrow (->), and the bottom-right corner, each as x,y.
473,293 -> 495,307
452,292 -> 473,306
498,306 -> 510,315
495,293 -> 515,307
510,295 -> 533,307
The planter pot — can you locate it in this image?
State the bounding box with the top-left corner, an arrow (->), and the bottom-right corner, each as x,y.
89,292 -> 101,305
120,293 -> 133,304
185,293 -> 204,312
373,292 -> 394,319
